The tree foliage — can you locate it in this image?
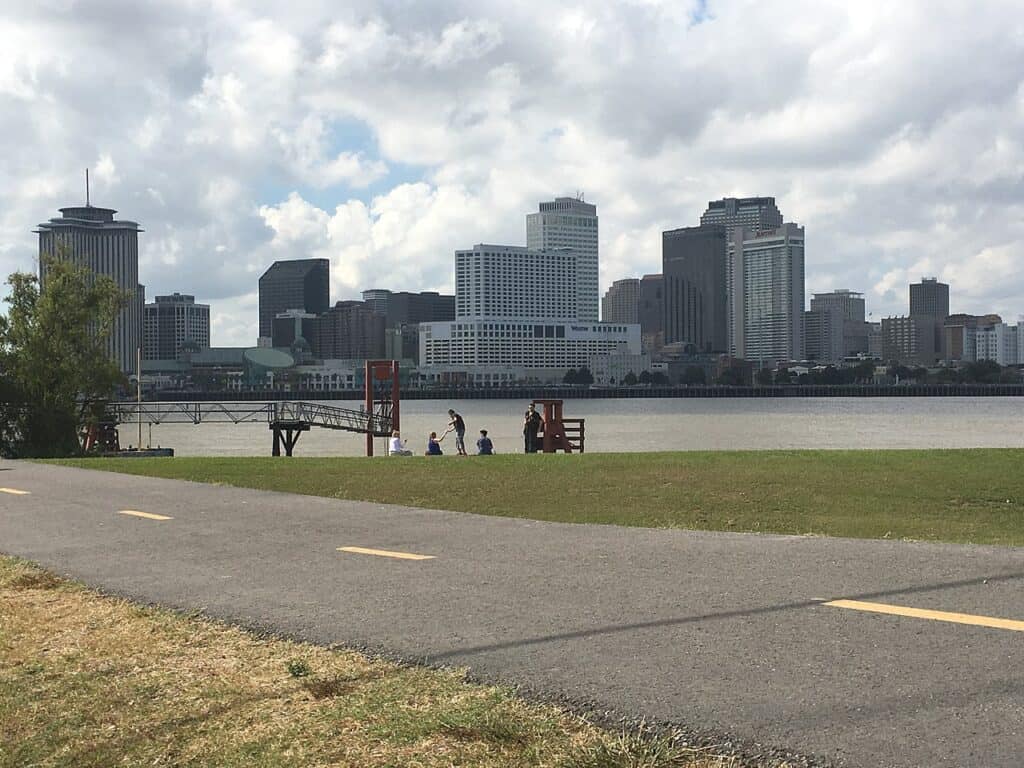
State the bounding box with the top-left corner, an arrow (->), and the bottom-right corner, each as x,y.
679,366 -> 706,385
651,371 -> 671,386
0,253 -> 126,457
716,364 -> 747,386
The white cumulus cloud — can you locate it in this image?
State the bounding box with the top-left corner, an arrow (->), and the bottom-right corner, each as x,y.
0,0 -> 1022,347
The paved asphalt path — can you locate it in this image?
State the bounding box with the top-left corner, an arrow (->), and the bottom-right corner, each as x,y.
2,461 -> 1023,767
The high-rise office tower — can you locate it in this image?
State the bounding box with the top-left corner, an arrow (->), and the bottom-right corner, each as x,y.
602,279 -> 640,324
803,307 -> 844,362
701,197 -> 785,356
313,301 -> 386,360
36,200 -> 145,374
258,259 -> 330,340
810,289 -> 869,356
361,289 -> 455,324
909,277 -> 950,360
810,289 -> 865,322
730,223 -> 805,365
881,315 -> 935,366
638,274 -> 665,349
526,197 -> 599,321
143,293 -> 210,361
700,197 -> 783,237
909,277 -> 950,318
360,289 -> 455,363
662,224 -> 729,353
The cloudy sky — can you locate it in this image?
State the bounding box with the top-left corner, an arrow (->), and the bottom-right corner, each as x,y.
1,0 -> 1022,344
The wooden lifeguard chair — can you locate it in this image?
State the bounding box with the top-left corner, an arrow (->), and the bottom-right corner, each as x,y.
532,399 -> 585,454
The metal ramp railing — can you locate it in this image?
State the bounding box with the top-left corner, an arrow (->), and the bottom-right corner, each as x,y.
107,401 -> 393,437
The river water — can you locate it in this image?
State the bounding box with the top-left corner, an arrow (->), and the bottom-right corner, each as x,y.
126,397 -> 1024,456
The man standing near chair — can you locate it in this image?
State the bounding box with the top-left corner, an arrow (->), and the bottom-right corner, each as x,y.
447,408 -> 467,456
523,402 -> 542,453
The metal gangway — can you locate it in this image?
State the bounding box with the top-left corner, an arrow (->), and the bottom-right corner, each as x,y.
107,401 -> 394,456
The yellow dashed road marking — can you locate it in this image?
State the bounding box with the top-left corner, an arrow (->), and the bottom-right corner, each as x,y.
338,546 -> 434,561
825,599 -> 1024,632
118,509 -> 173,521
0,487 -> 30,495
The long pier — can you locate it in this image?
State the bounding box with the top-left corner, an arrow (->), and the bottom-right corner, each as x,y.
107,401 -> 394,456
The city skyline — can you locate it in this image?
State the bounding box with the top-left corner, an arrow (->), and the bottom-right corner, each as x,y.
2,2 -> 1022,347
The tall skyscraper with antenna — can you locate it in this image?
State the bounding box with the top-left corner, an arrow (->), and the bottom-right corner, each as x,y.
36,171 -> 145,374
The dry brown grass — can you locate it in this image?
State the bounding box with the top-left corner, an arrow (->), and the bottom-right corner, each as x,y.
0,556 -> 788,768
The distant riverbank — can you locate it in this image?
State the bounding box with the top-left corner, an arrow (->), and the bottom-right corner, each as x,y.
148,383 -> 1024,401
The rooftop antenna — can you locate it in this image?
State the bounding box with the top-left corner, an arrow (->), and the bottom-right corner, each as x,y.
85,168 -> 90,206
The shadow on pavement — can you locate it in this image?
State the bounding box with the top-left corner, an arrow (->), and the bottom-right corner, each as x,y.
429,570 -> 1024,661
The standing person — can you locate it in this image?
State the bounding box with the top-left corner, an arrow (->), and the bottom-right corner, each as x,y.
523,403 -> 542,453
447,408 -> 467,456
476,429 -> 494,455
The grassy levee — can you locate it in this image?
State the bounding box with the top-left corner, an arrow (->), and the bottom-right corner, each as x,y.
53,449 -> 1024,545
0,556 -> 755,767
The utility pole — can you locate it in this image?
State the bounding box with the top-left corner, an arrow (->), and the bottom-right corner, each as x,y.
137,346 -> 142,450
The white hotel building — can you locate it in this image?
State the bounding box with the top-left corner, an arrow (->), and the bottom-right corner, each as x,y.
420,244 -> 640,384
527,197 -> 599,321
973,321 -> 1024,366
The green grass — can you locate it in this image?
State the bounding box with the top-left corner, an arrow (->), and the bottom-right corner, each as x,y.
52,449 -> 1024,545
0,556 -> 752,767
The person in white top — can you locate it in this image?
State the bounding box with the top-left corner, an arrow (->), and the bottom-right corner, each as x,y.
388,430 -> 413,456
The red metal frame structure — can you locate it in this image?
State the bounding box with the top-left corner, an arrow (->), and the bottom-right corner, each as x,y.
364,360 -> 400,456
531,399 -> 585,454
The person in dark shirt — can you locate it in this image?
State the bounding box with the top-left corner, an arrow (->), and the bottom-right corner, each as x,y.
476,429 -> 494,455
447,409 -> 467,456
425,431 -> 444,456
523,403 -> 542,453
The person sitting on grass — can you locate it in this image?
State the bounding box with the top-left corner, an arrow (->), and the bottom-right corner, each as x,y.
476,429 -> 494,455
389,430 -> 413,456
425,430 -> 445,456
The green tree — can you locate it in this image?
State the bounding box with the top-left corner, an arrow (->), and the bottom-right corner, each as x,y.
0,253 -> 126,457
962,360 -> 1001,384
910,367 -> 930,382
563,369 -> 578,384
755,367 -> 774,385
623,371 -> 638,385
638,370 -> 652,385
576,367 -> 595,385
680,366 -> 706,385
999,367 -> 1020,384
774,369 -> 795,385
651,371 -> 670,386
888,363 -> 913,382
717,365 -> 746,386
851,360 -> 876,383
